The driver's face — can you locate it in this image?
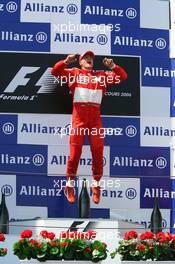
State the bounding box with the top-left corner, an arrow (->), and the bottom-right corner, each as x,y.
80,54 -> 94,70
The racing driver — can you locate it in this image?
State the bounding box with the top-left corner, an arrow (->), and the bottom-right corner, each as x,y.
51,51 -> 127,204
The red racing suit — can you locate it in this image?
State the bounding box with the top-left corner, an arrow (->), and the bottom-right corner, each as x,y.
51,60 -> 127,181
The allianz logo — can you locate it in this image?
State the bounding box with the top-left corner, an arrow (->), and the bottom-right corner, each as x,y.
126,218 -> 167,229
113,36 -> 167,50
51,155 -> 107,167
0,153 -> 45,166
144,67 -> 175,78
2,122 -> 15,135
1,31 -> 48,43
113,156 -> 167,169
23,3 -> 78,15
83,5 -> 137,19
19,185 -> 62,196
19,122 -> 137,138
54,33 -> 108,45
90,187 -> 136,199
1,184 -> 13,196
144,188 -> 174,199
0,1 -> 18,13
143,126 -> 175,136
20,123 -> 71,135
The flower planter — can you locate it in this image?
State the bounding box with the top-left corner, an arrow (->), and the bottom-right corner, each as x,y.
20,261 -> 101,264
122,261 -> 175,264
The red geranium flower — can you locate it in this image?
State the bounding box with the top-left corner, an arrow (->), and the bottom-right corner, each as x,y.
156,232 -> 165,240
85,247 -> 91,252
140,233 -> 146,240
47,232 -> 55,240
149,246 -> 154,251
156,232 -> 168,243
30,239 -> 37,245
20,230 -> 32,239
140,231 -> 154,240
37,244 -> 43,249
165,232 -> 173,241
2,248 -> 7,254
40,230 -> 48,238
0,233 -> 5,242
103,242 -> 107,248
51,241 -> 57,247
124,230 -> 138,240
137,244 -> 145,251
60,242 -> 69,247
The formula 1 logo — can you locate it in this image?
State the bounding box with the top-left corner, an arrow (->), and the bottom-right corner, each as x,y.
0,66 -> 55,100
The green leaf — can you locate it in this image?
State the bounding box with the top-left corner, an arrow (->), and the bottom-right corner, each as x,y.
37,253 -> 47,259
40,244 -> 47,252
50,248 -> 59,255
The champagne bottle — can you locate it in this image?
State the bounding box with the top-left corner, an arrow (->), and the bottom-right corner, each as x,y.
79,178 -> 90,218
150,196 -> 162,234
0,193 -> 9,234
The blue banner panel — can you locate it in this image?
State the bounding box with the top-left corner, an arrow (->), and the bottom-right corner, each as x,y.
0,22 -> 50,51
171,59 -> 175,88
16,175 -> 78,217
81,0 -> 140,28
171,210 -> 175,234
0,0 -> 20,22
170,180 -> 175,213
0,145 -> 47,174
171,88 -> 175,117
140,177 -> 171,209
110,146 -> 170,177
0,114 -> 17,144
90,208 -> 110,219
171,60 -> 175,117
142,57 -> 171,87
101,116 -> 140,147
111,28 -> 169,58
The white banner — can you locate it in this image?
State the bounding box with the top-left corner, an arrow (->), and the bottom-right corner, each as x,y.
141,87 -> 170,117
141,116 -> 171,147
170,0 -> 175,29
51,23 -> 111,55
110,208 -> 170,231
170,29 -> 175,58
140,0 -> 169,30
48,145 -> 110,176
0,174 -> 47,219
88,177 -> 140,210
20,0 -> 81,23
18,113 -> 71,146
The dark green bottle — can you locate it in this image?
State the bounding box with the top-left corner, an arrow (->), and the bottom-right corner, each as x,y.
150,196 -> 162,234
0,193 -> 9,234
79,179 -> 90,218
